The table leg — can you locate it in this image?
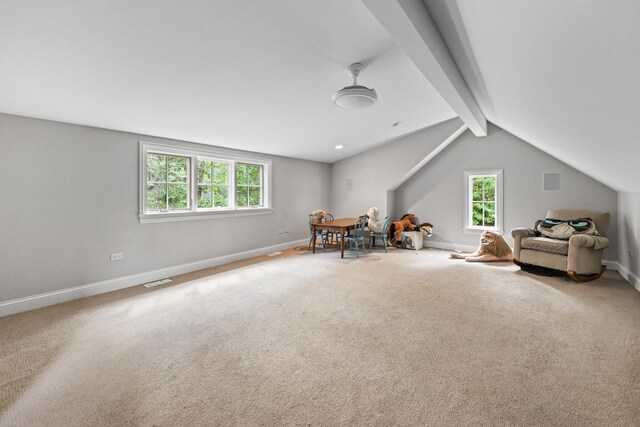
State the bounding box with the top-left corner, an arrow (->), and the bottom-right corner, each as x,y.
312,225 -> 317,253
342,226 -> 355,258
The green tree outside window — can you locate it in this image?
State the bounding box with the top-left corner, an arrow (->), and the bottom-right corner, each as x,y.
236,163 -> 263,207
471,176 -> 496,227
146,154 -> 189,211
197,160 -> 229,208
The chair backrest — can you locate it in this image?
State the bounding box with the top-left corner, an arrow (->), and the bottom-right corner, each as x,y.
309,213 -> 335,233
380,216 -> 390,234
353,215 -> 367,238
546,209 -> 610,237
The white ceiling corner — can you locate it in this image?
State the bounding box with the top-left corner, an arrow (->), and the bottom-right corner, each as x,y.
0,0 -> 455,163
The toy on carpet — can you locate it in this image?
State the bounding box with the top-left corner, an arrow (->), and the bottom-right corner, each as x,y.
388,214 -> 434,244
449,230 -> 513,262
388,213 -> 418,242
366,207 -> 384,233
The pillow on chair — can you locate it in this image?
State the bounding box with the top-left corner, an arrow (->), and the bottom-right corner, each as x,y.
535,218 -> 600,240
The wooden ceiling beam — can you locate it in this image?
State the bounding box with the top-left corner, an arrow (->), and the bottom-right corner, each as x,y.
362,0 -> 487,136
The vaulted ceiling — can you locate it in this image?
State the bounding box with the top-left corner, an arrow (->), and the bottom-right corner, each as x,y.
1,0 -> 638,191
425,0 -> 640,193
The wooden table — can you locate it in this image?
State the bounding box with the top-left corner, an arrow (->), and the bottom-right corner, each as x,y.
311,217 -> 357,259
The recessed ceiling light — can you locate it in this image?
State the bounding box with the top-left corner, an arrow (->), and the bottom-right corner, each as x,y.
392,121 -> 403,127
335,145 -> 344,150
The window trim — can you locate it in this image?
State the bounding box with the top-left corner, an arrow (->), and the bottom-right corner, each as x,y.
463,169 -> 503,234
139,141 -> 272,223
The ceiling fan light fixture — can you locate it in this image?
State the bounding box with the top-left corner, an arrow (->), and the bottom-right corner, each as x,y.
333,63 -> 377,109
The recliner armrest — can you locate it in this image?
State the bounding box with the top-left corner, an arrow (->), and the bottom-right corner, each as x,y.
511,228 -> 536,239
511,228 -> 536,261
569,234 -> 609,250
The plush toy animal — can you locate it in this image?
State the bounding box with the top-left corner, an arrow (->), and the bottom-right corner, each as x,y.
449,230 -> 513,262
366,207 -> 384,233
388,214 -> 420,242
310,209 -> 328,223
416,222 -> 433,237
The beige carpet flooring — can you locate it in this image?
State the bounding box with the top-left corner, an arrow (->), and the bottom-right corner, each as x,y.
1,246 -> 639,426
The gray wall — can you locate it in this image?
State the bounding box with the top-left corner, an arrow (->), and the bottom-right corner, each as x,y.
394,124 -> 618,260
0,114 -> 330,302
618,192 -> 640,282
330,118 -> 463,218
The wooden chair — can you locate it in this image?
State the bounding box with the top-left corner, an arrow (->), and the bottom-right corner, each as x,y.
368,216 -> 390,253
323,213 -> 338,245
344,216 -> 368,258
308,214 -> 329,252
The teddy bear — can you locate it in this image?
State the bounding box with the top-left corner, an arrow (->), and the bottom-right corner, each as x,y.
366,206 -> 384,234
310,209 -> 328,223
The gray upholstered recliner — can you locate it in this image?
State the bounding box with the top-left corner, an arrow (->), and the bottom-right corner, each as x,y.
511,209 -> 610,282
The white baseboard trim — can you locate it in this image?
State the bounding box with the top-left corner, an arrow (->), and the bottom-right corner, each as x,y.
616,262 -> 640,292
3,239 -> 635,318
423,241 -> 478,253
0,239 -> 308,318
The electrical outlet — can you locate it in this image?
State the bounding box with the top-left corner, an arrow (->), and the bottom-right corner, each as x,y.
110,252 -> 124,261
277,229 -> 284,234
284,227 -> 290,233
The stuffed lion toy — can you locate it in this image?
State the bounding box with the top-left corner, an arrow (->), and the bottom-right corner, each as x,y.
449,230 -> 513,262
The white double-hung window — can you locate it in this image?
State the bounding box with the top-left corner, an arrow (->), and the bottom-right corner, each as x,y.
235,162 -> 264,207
146,153 -> 191,211
196,159 -> 231,209
463,169 -> 503,233
139,142 -> 272,223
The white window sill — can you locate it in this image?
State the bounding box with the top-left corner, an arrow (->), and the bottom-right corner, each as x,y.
463,227 -> 504,235
139,208 -> 273,224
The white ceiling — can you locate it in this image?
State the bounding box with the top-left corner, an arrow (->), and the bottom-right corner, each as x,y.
0,0 -> 455,163
426,0 -> 640,192
1,0 -> 638,191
